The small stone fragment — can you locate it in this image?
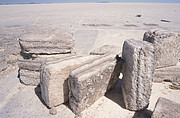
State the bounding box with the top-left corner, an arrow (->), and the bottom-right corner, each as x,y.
49,107 -> 57,115
136,15 -> 141,17
143,30 -> 180,68
151,97 -> 180,118
122,39 -> 154,111
160,19 -> 170,22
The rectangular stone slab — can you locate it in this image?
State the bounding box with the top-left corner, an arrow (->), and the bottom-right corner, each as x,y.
154,62 -> 180,82
40,55 -> 101,108
122,39 -> 154,111
143,30 -> 180,69
151,97 -> 180,118
19,32 -> 74,54
18,53 -> 74,71
19,69 -> 40,86
69,54 -> 121,114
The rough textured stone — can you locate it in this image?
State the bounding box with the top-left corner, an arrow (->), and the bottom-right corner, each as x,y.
154,62 -> 180,82
0,52 -> 7,71
143,30 -> 180,69
122,39 -> 154,111
19,69 -> 40,86
151,97 -> 180,118
69,54 -> 121,114
90,45 -> 119,55
0,61 -> 7,72
40,55 -> 101,108
0,34 -> 20,73
18,53 -> 73,71
19,32 -> 74,54
18,53 -> 74,86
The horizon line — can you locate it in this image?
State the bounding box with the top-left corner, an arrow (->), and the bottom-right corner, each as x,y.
0,2 -> 180,5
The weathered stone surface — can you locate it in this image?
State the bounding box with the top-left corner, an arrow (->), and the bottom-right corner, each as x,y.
122,39 -> 154,111
0,35 -> 19,73
19,69 -> 40,86
69,54 -> 121,114
169,82 -> 180,90
18,53 -> 73,71
40,55 -> 101,108
154,62 -> 180,82
151,97 -> 180,118
19,32 -> 74,54
0,51 -> 7,71
90,45 -> 119,55
143,30 -> 180,69
0,61 -> 7,72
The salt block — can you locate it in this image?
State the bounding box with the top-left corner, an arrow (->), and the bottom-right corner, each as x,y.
151,97 -> 180,118
19,69 -> 40,86
143,30 -> 180,69
154,62 -> 180,82
69,54 -> 121,114
122,39 -> 154,111
40,55 -> 101,108
90,45 -> 119,55
19,32 -> 74,54
18,53 -> 73,71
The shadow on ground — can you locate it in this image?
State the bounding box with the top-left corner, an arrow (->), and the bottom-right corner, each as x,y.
34,84 -> 49,108
132,109 -> 153,118
105,78 -> 125,109
105,78 -> 153,118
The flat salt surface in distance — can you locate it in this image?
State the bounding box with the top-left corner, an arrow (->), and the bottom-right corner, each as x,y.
0,3 -> 180,30
0,3 -> 180,118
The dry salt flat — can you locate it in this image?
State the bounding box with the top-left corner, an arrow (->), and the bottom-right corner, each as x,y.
0,3 -> 180,118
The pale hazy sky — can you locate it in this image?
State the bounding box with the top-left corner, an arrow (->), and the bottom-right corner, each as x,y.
0,0 -> 180,4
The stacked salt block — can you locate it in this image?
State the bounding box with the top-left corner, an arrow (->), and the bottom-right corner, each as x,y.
18,31 -> 74,86
19,32 -> 74,54
69,54 -> 122,114
143,30 -> 180,69
143,30 -> 180,82
40,55 -> 102,108
151,97 -> 180,118
18,54 -> 73,86
122,39 -> 154,111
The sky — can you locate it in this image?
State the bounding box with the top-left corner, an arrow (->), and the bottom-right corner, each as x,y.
0,0 -> 180,4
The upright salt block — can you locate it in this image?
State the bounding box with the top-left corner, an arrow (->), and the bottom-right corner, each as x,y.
122,39 -> 154,111
143,30 -> 180,68
69,54 -> 121,114
40,55 -> 101,108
